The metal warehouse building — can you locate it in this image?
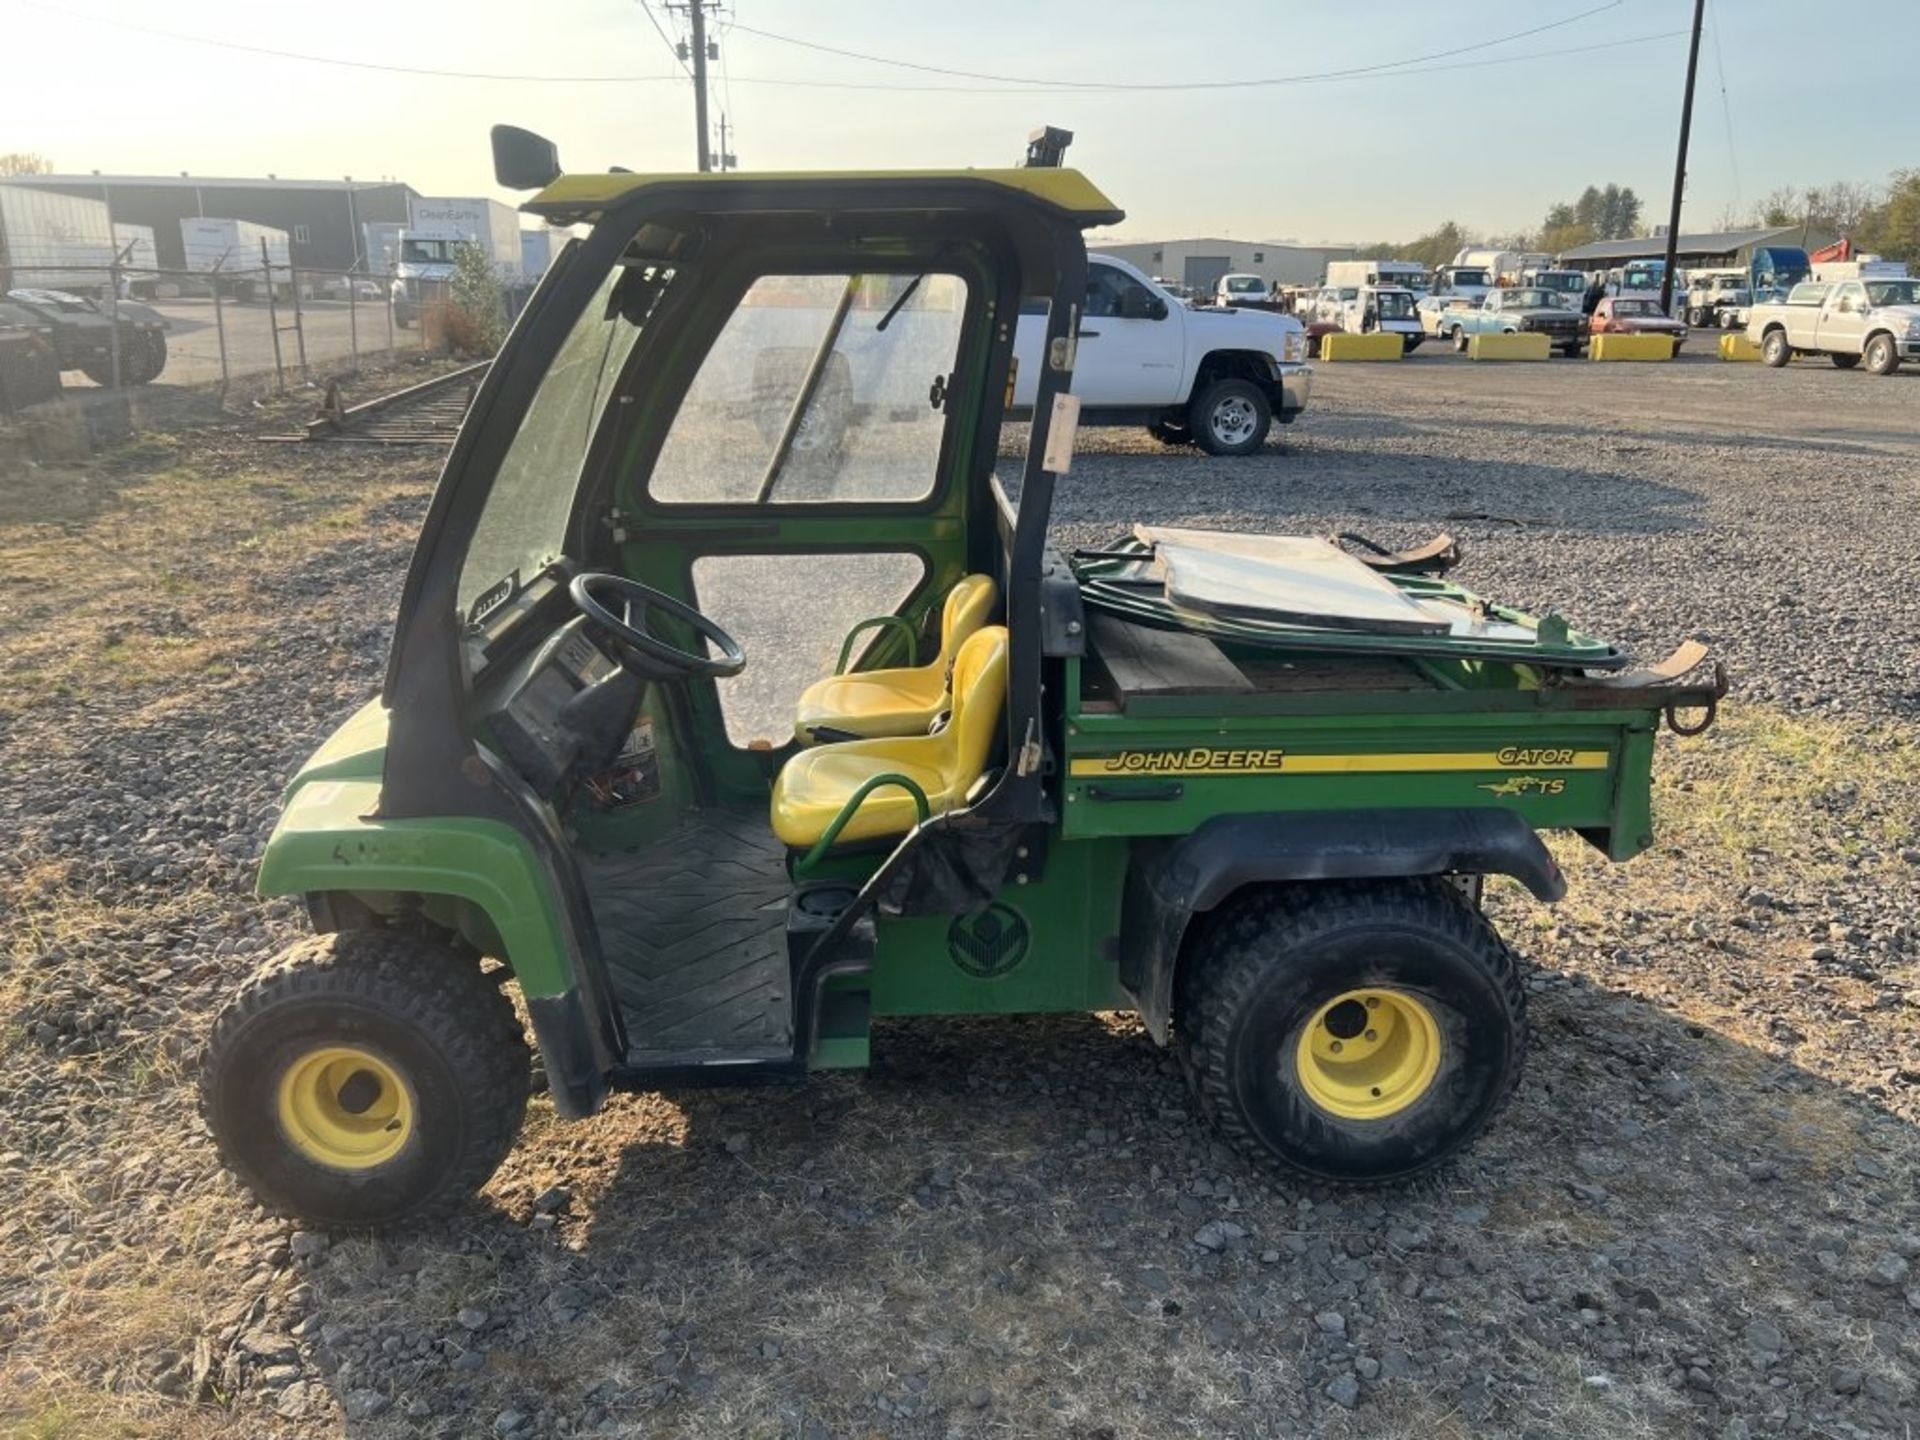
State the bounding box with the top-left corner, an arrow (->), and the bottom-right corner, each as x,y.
1556,225 -> 1840,272
1089,236 -> 1357,292
3,174 -> 418,273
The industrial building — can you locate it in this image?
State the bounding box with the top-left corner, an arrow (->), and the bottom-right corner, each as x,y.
1089,236 -> 1357,293
2,174 -> 417,273
1556,225 -> 1841,272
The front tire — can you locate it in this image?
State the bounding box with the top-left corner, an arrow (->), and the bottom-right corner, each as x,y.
201,930 -> 531,1229
1864,334 -> 1901,376
1450,326 -> 1469,353
1176,880 -> 1527,1185
1761,328 -> 1792,368
1188,376 -> 1270,455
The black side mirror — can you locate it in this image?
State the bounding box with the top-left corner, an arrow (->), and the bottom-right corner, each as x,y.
1146,295 -> 1169,321
492,125 -> 562,190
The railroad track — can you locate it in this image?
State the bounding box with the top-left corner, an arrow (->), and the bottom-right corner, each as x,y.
269,360 -> 491,447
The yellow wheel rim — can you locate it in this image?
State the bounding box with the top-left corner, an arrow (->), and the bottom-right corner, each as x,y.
276,1045 -> 414,1171
1294,989 -> 1442,1120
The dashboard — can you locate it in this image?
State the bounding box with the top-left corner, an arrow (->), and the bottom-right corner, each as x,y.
479,617 -> 635,796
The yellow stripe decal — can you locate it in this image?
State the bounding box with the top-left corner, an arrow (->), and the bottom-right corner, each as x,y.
1068,749 -> 1609,779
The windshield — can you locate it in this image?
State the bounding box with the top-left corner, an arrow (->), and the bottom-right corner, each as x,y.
1506,289 -> 1557,309
1866,279 -> 1920,306
1449,269 -> 1489,287
1613,299 -> 1659,316
1224,276 -> 1264,293
1535,273 -> 1585,292
650,270 -> 967,506
1375,290 -> 1415,319
401,238 -> 457,265
458,261 -> 658,613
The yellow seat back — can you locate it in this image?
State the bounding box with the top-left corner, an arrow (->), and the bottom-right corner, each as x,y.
934,574 -> 998,671
942,624 -> 1008,793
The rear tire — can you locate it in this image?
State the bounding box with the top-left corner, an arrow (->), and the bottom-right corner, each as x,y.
1831,352 -> 1861,370
1864,333 -> 1900,376
1450,326 -> 1468,353
1761,328 -> 1793,368
201,929 -> 530,1229
1188,376 -> 1270,456
1176,879 -> 1527,1185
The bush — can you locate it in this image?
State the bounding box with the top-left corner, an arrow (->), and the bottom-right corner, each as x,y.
446,241 -> 506,356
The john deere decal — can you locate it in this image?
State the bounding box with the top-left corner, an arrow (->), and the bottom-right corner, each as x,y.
948,904 -> 1031,979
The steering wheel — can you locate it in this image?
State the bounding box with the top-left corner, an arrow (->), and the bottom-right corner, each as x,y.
568,573 -> 746,679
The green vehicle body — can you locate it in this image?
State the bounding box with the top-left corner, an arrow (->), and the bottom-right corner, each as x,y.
252,142 -> 1719,1131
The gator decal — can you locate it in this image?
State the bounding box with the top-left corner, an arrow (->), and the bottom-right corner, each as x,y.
1068,749 -> 1608,778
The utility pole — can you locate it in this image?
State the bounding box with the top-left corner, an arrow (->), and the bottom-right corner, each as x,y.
715,113 -> 737,172
688,0 -> 712,173
1660,0 -> 1707,314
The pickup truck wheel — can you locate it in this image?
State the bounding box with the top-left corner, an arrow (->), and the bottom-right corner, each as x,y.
201,930 -> 530,1229
1450,326 -> 1468,353
1189,377 -> 1270,455
1831,352 -> 1861,370
1761,329 -> 1793,368
1863,333 -> 1900,376
1176,879 -> 1526,1185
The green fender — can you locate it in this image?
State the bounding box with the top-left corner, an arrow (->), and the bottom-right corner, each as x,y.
257,706 -> 573,1001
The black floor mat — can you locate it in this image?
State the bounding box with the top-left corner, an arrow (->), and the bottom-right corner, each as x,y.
581,808 -> 793,1057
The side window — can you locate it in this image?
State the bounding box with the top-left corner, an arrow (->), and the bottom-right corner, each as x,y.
691,552 -> 927,746
649,271 -> 968,507
1084,264 -> 1127,318
1834,283 -> 1864,313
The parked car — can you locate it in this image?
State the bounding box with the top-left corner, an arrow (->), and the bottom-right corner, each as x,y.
1437,288 -> 1586,356
0,297 -> 61,409
1747,274 -> 1920,375
1215,273 -> 1274,308
1013,255 -> 1311,454
1588,296 -> 1688,351
1303,284 -> 1424,353
5,287 -> 169,386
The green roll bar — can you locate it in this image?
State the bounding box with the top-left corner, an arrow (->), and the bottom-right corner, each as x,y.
835,615 -> 920,675
797,772 -> 931,873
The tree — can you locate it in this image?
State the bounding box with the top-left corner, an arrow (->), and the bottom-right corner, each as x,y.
445,242 -> 506,356
0,152 -> 52,176
1875,170 -> 1920,266
1564,183 -> 1641,240
1540,221 -> 1596,256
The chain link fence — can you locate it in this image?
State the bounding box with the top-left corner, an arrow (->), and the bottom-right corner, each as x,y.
2,258 -> 531,416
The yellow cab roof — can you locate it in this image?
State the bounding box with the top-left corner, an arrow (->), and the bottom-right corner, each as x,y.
523,168 -> 1124,228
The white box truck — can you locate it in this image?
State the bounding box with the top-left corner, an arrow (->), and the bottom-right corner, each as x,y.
180,218 -> 292,300
393,195 -> 524,325
112,223 -> 158,297
0,184 -> 116,293
1325,259 -> 1430,295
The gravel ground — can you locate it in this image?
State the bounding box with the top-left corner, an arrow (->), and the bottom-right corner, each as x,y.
3,353 -> 1919,1439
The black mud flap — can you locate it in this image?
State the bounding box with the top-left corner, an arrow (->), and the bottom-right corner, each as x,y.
1120,808 -> 1563,1045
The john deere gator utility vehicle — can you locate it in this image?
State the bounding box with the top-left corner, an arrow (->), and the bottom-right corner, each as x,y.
201,127 -> 1725,1228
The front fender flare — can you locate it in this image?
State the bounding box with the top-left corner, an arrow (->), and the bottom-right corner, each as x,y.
1119,808 -> 1564,1045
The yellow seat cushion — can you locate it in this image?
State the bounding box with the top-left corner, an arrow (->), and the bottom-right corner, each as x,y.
793,574 -> 998,742
773,626 -> 1008,850
793,669 -> 948,742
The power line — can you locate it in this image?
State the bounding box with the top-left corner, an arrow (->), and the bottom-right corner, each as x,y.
635,0 -> 692,77
1705,0 -> 1741,214
7,0 -> 1674,95
717,30 -> 1688,95
10,0 -> 682,82
725,0 -> 1625,92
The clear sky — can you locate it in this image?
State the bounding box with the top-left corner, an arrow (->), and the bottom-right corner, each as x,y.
4,0 -> 1908,245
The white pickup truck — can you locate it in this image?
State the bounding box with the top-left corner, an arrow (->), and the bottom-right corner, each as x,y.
1012,255 -> 1311,455
1747,273 -> 1920,375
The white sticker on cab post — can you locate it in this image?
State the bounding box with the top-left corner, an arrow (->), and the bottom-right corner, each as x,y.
1043,393 -> 1080,474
